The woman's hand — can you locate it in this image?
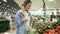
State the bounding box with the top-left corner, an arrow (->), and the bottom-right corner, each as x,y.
21,18 -> 28,23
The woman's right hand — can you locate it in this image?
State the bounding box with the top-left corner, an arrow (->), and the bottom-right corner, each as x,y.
21,18 -> 28,23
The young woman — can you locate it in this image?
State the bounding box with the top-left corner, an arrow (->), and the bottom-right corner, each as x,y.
14,0 -> 32,34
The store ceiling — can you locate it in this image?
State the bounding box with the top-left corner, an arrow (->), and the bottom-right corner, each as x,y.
0,0 -> 20,12
0,0 -> 60,12
14,0 -> 60,10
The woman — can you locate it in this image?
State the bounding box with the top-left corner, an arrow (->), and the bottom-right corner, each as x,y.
14,0 -> 32,34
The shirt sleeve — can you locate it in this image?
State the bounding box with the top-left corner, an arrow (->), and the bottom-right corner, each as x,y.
14,12 -> 22,27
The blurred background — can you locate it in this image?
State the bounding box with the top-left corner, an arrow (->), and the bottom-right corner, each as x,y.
0,0 -> 60,34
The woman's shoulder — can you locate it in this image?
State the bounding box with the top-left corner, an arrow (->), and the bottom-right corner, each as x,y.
16,9 -> 22,14
17,9 -> 22,13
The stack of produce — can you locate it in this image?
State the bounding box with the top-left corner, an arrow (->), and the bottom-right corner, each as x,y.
34,21 -> 60,34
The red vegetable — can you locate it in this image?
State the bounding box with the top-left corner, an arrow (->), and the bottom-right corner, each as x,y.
45,29 -> 50,33
57,26 -> 60,30
58,31 -> 60,34
49,30 -> 55,34
55,28 -> 59,32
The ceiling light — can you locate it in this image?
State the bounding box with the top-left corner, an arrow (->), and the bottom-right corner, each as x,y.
3,0 -> 7,2
48,0 -> 54,1
0,2 -> 1,3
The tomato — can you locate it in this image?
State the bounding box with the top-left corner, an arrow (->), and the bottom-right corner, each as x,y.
50,30 -> 53,33
49,30 -> 55,34
57,26 -> 60,30
49,33 -> 55,34
55,28 -> 59,32
58,31 -> 60,34
45,29 -> 50,33
52,30 -> 55,33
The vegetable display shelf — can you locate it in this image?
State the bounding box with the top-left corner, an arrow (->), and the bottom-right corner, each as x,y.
0,20 -> 10,33
34,21 -> 60,34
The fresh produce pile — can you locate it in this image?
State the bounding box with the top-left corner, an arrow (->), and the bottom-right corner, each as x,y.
43,26 -> 60,34
34,21 -> 60,34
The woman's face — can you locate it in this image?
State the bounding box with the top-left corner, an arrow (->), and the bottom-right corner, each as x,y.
24,3 -> 31,11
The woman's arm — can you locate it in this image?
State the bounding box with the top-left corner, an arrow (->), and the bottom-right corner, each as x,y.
14,12 -> 22,27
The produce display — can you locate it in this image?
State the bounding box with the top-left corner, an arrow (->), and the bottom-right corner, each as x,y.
34,21 -> 60,34
0,17 -> 10,33
32,15 -> 60,34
